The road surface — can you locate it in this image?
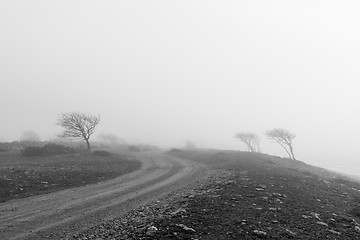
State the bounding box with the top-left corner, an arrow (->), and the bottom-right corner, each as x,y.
0,151 -> 206,240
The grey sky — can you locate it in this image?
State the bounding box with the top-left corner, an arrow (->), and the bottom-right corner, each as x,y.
1,1 -> 360,173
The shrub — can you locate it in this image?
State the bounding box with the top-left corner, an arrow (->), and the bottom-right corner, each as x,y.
21,143 -> 75,157
128,145 -> 141,152
21,146 -> 43,156
169,148 -> 182,153
92,150 -> 113,157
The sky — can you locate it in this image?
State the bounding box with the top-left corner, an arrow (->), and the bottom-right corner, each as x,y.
1,1 -> 360,174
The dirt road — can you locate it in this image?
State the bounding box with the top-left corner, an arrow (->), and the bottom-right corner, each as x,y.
0,151 -> 206,240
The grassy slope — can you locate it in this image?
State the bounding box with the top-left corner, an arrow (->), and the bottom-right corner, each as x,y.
143,149 -> 360,239
0,151 -> 141,203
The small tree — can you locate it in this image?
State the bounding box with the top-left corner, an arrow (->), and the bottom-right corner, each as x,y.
56,112 -> 100,151
266,128 -> 296,160
234,132 -> 260,152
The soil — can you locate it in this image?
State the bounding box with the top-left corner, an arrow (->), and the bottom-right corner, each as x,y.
68,150 -> 360,239
0,151 -> 206,240
0,152 -> 141,203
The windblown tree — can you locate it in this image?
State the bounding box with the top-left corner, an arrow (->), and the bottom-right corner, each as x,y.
234,132 -> 260,152
266,128 -> 296,160
56,112 -> 100,151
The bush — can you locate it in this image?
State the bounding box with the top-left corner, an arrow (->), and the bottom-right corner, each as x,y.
21,146 -> 42,156
128,145 -> 141,152
169,148 -> 182,153
21,143 -> 75,157
92,150 -> 113,157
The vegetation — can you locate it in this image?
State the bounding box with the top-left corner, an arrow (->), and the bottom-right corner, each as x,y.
21,143 -> 75,157
234,132 -> 260,152
233,128 -> 296,159
128,144 -> 159,152
56,112 -> 100,151
92,150 -> 113,157
266,128 -> 296,160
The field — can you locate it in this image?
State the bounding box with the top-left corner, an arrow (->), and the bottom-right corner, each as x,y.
0,150 -> 141,203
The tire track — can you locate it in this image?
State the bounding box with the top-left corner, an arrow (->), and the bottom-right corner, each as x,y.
0,151 -> 206,240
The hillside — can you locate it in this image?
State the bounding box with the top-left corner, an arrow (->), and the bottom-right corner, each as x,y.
69,150 -> 360,239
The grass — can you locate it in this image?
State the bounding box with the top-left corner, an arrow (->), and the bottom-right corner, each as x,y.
0,151 -> 141,203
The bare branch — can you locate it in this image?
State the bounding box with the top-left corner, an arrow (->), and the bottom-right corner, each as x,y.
56,112 -> 100,151
266,128 -> 296,160
234,132 -> 260,152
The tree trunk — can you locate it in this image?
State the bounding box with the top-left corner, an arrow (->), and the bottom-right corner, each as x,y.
277,141 -> 292,159
289,145 -> 296,160
85,139 -> 91,152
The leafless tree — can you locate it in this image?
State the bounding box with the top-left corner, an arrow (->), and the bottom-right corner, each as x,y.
56,112 -> 100,151
266,128 -> 296,160
234,132 -> 260,152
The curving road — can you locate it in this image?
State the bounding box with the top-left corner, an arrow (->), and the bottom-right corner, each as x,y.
0,151 -> 206,240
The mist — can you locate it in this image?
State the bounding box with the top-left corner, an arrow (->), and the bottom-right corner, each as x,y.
1,1 -> 360,175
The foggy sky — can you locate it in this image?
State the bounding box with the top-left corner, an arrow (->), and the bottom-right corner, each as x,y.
1,1 -> 360,174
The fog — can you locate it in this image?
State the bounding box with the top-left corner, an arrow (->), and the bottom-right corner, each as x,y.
1,1 -> 360,175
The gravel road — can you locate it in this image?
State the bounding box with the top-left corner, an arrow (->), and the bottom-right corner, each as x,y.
0,151 -> 206,240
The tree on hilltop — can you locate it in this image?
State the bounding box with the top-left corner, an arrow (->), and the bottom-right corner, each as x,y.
266,128 -> 296,160
234,132 -> 260,152
56,112 -> 100,151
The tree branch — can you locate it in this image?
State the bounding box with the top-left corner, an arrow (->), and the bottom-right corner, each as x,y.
56,112 -> 100,151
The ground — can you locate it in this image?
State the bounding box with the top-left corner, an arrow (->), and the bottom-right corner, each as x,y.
0,150 -> 204,240
0,151 -> 141,203
69,150 -> 360,239
2,148 -> 360,239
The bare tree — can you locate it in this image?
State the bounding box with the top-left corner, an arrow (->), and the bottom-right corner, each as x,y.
56,112 -> 100,151
266,128 -> 296,160
234,132 -> 260,152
